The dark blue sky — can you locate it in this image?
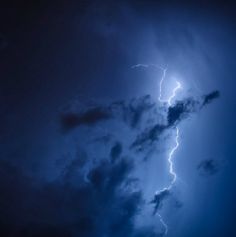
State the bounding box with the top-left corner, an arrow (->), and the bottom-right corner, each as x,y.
0,1 -> 235,237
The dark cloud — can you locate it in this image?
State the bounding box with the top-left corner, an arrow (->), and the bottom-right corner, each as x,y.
197,159 -> 219,176
167,102 -> 187,126
109,95 -> 155,129
150,189 -> 171,215
131,91 -> 220,152
130,98 -> 195,151
202,90 -> 220,107
61,107 -> 112,131
168,91 -> 220,126
130,124 -> 166,151
167,98 -> 197,126
122,95 -> 155,128
61,95 -> 155,132
110,142 -> 123,162
61,90 -> 218,138
167,101 -> 188,126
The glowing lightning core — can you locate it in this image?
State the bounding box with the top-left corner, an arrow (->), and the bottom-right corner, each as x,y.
167,82 -> 181,107
156,68 -> 182,235
131,64 -> 182,235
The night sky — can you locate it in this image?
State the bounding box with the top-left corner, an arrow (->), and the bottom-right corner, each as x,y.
0,1 -> 236,237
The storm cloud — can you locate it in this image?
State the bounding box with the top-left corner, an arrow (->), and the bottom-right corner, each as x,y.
61,95 -> 156,132
61,107 -> 112,131
130,124 -> 166,152
131,91 -> 220,152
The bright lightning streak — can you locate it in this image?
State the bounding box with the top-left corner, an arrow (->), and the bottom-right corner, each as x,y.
131,64 -> 182,235
157,213 -> 168,236
167,126 -> 179,189
167,82 -> 181,106
156,66 -> 181,191
131,63 -> 150,68
156,68 -> 181,236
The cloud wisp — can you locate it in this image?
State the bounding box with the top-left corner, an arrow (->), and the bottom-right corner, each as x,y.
197,159 -> 220,176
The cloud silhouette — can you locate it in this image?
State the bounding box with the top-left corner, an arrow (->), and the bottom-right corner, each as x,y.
61,107 -> 112,131
151,189 -> 171,215
202,90 -> 220,107
110,142 -> 123,162
130,124 -> 166,152
131,91 -> 219,152
61,95 -> 156,132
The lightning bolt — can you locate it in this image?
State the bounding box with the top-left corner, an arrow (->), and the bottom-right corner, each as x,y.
132,64 -> 182,235
156,67 -> 181,236
157,213 -> 168,236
